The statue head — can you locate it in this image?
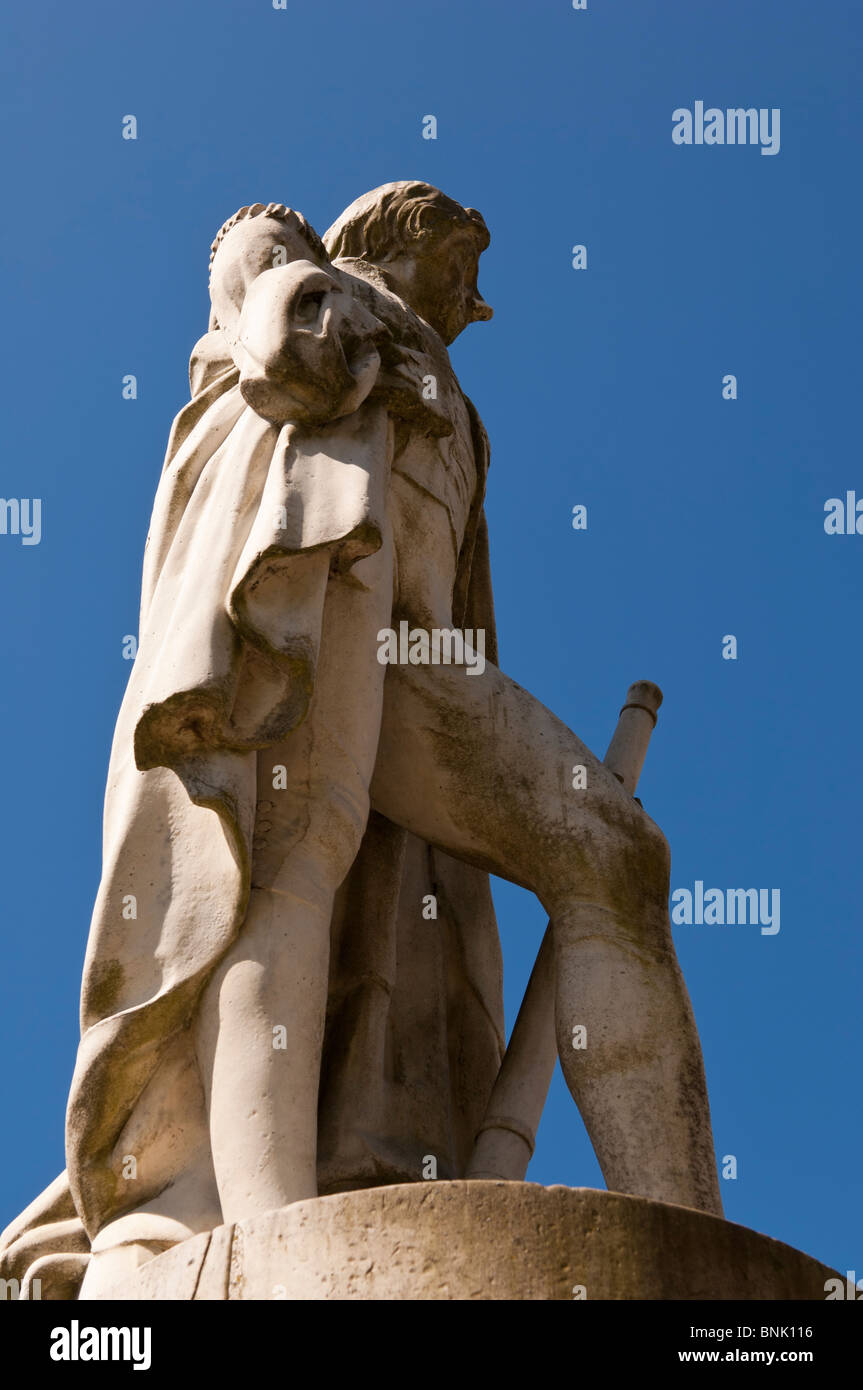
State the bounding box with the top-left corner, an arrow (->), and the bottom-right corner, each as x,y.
208,203 -> 329,339
209,203 -> 328,275
323,181 -> 493,345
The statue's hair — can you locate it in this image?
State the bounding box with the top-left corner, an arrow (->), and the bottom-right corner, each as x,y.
209,202 -> 328,273
323,181 -> 489,264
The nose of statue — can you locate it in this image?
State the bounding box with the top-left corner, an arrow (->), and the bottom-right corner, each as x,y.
471,295 -> 493,323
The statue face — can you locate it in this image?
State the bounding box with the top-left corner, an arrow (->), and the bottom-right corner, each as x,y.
389,224 -> 493,345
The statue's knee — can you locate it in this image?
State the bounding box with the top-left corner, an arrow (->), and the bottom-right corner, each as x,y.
612,808 -> 670,902
632,811 -> 671,887
253,771 -> 370,897
304,780 -> 370,885
564,794 -> 670,914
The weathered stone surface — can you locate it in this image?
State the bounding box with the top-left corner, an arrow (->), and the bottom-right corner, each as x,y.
20,1253 -> 90,1301
93,1231 -> 211,1302
85,1183 -> 838,1302
194,1223 -> 234,1301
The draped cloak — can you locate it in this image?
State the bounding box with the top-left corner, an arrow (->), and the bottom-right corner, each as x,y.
0,274 -> 505,1274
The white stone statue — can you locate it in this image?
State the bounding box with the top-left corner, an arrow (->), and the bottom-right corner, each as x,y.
1,183 -> 721,1300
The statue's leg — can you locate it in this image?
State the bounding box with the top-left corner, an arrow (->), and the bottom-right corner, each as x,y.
195,536 -> 393,1223
370,658 -> 723,1216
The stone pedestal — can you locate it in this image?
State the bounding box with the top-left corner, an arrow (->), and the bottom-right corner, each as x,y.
85,1182 -> 837,1301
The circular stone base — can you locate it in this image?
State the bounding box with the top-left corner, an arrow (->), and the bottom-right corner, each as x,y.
89,1182 -> 838,1301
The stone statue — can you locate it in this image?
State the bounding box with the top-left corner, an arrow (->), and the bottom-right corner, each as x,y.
1,183 -> 723,1301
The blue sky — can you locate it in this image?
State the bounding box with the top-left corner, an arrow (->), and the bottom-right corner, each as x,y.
1,0 -> 860,1277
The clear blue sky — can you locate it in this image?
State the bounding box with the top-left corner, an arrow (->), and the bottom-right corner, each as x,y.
1,0 -> 860,1277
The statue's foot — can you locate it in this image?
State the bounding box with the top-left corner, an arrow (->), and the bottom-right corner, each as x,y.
77,1239 -> 174,1300
76,1208 -> 203,1299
